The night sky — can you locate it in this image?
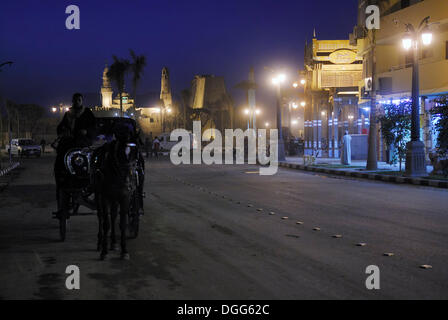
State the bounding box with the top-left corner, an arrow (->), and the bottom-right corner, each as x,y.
0,0 -> 358,114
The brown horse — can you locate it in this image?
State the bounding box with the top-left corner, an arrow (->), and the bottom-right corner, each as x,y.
94,128 -> 140,260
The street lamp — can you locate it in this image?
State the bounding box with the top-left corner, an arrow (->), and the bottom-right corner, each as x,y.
244,108 -> 250,129
244,108 -> 261,130
271,73 -> 287,161
51,104 -> 69,119
402,16 -> 432,176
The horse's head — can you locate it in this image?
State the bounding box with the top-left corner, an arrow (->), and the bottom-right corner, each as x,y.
104,122 -> 140,191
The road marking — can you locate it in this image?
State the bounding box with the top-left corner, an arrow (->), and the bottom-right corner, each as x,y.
420,265 -> 432,269
383,253 -> 394,257
333,234 -> 343,238
313,227 -> 321,231
282,217 -> 289,220
296,221 -> 304,225
357,243 -> 367,247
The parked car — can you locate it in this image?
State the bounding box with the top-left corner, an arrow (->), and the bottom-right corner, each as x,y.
6,139 -> 42,157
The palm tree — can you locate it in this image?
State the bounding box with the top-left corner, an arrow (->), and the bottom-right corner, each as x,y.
129,50 -> 147,108
107,56 -> 131,116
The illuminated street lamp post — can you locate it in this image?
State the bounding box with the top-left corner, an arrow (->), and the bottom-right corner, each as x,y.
272,74 -> 287,161
402,16 -> 432,176
51,104 -> 70,120
244,108 -> 261,130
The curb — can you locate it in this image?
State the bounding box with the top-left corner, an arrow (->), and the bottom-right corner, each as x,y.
0,162 -> 21,177
278,162 -> 448,189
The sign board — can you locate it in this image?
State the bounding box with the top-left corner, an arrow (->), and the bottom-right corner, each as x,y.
329,49 -> 357,64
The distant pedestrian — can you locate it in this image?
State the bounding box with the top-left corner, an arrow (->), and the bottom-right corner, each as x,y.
341,130 -> 352,165
152,137 -> 160,159
40,139 -> 46,154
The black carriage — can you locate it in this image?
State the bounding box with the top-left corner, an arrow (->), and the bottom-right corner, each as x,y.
54,114 -> 145,242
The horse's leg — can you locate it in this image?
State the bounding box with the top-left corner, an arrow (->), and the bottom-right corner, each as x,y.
100,200 -> 110,260
110,201 -> 118,251
119,196 -> 130,260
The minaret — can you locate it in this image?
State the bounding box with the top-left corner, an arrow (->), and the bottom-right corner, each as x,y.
248,67 -> 257,130
160,67 -> 173,108
101,65 -> 113,109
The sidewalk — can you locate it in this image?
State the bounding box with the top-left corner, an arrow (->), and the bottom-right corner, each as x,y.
279,156 -> 447,189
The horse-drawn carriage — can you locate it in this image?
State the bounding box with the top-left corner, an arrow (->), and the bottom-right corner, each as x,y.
54,113 -> 145,259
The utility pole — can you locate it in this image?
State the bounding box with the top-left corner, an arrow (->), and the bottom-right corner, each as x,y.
366,29 -> 378,170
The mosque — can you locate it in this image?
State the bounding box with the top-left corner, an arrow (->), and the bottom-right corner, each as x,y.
100,65 -> 135,111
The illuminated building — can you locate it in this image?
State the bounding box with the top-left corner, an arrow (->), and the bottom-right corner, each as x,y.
302,33 -> 365,158
355,0 -> 448,161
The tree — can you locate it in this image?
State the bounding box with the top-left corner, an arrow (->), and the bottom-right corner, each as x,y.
379,102 -> 412,171
431,95 -> 448,156
107,56 -> 131,116
129,50 -> 147,108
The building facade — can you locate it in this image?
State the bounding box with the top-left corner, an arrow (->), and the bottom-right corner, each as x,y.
303,36 -> 366,158
355,0 -> 448,161
189,75 -> 234,139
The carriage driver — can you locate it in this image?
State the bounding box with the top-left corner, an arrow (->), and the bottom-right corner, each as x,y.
54,93 -> 96,213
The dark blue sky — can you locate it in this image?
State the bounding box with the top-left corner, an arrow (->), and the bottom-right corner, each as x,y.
0,0 -> 358,108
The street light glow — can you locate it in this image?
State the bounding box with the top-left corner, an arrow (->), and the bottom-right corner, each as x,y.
244,109 -> 250,115
291,120 -> 298,125
292,103 -> 298,109
402,37 -> 412,50
265,122 -> 270,127
300,79 -> 306,85
300,101 -> 306,107
255,109 -> 261,115
293,83 -> 298,88
421,32 -> 432,46
278,74 -> 286,82
51,107 -> 57,113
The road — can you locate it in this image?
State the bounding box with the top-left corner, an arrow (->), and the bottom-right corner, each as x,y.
0,154 -> 447,299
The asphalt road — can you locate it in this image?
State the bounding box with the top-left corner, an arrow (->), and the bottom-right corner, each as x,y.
0,154 -> 447,299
